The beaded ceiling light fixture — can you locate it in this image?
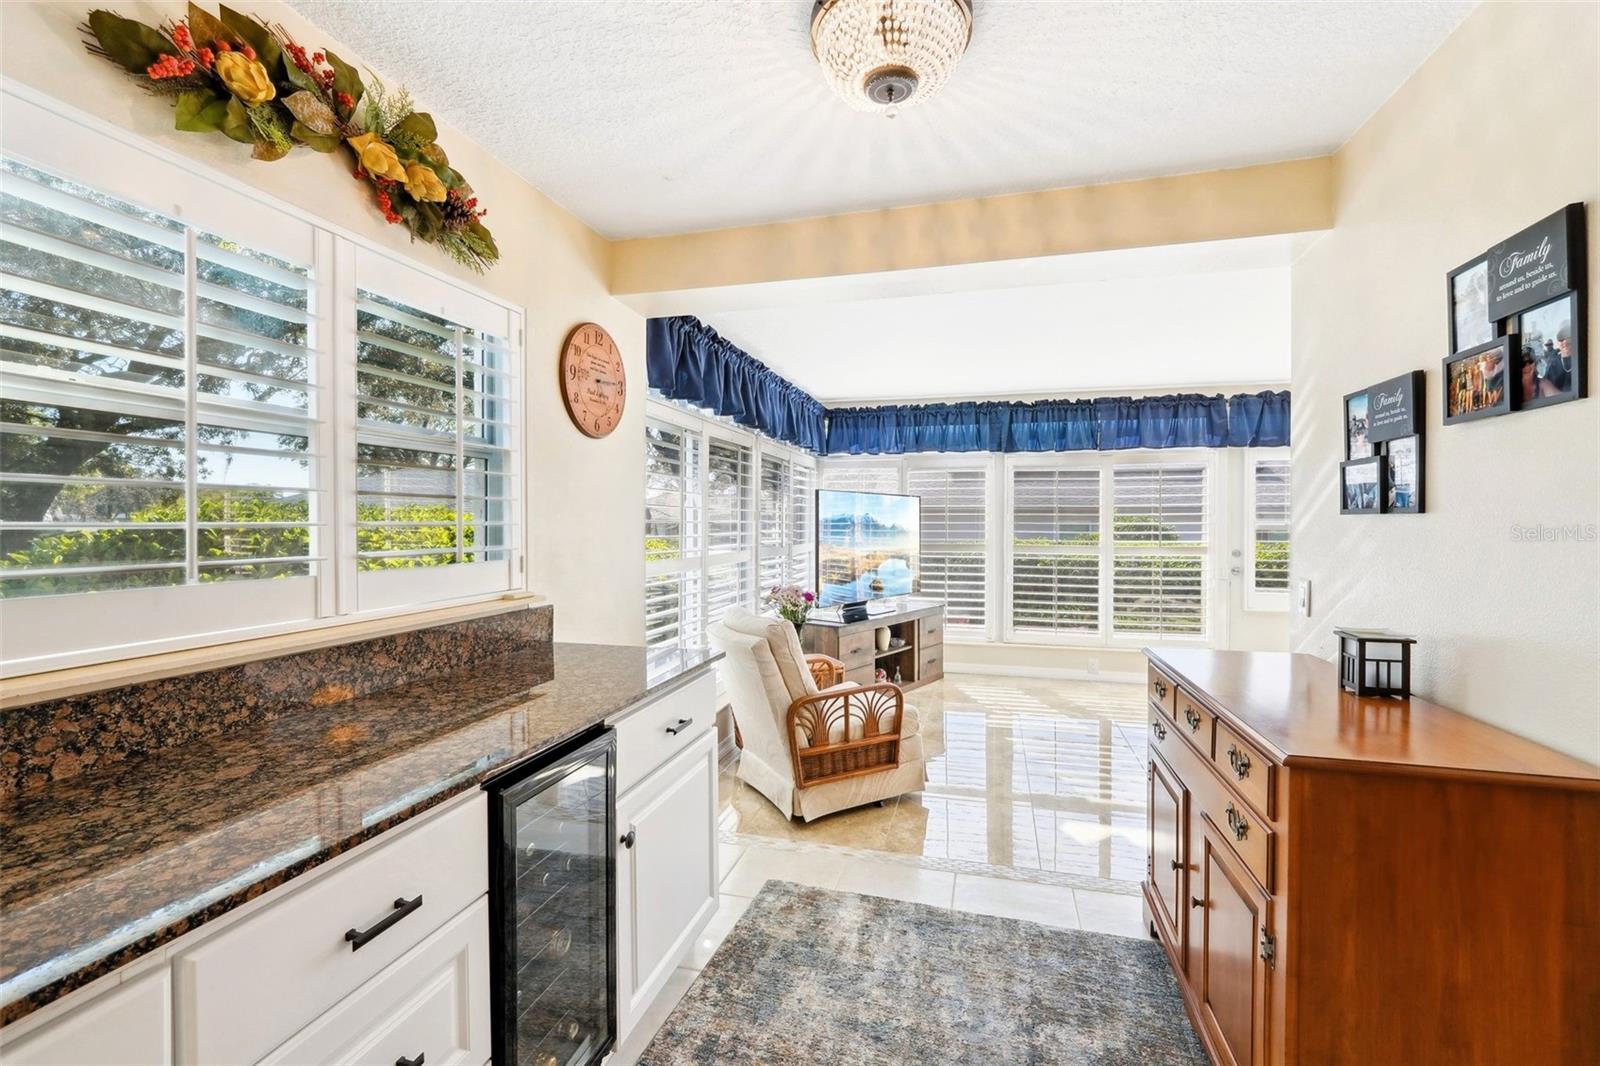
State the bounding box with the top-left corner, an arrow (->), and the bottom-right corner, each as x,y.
810,0 -> 974,116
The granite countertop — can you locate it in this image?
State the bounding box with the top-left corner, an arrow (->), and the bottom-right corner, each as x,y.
0,642 -> 720,1026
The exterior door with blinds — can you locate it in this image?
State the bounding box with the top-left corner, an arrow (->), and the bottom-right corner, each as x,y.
703,436 -> 752,629
645,418 -> 701,661
905,466 -> 988,636
1110,464 -> 1208,639
1247,456 -> 1289,610
788,461 -> 815,588
757,452 -> 791,597
1009,466 -> 1100,640
350,248 -> 519,612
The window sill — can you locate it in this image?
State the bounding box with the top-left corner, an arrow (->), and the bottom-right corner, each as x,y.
0,592 -> 545,710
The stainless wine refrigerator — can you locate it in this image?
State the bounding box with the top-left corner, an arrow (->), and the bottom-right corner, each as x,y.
488,728 -> 617,1066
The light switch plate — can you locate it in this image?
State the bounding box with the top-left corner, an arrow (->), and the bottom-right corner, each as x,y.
1297,580 -> 1312,618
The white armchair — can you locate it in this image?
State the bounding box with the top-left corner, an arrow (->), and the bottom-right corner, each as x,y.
709,607 -> 927,822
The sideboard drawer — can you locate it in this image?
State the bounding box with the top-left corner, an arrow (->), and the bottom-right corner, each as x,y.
919,614 -> 945,647
1174,688 -> 1210,748
173,793 -> 487,1065
1147,664 -> 1177,718
1213,717 -> 1276,820
615,671 -> 715,795
1197,781 -> 1274,893
838,628 -> 876,666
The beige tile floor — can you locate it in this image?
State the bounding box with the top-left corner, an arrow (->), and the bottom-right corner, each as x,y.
610,674 -> 1154,1065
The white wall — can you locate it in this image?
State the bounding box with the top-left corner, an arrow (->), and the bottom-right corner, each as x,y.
0,0 -> 646,646
1290,2 -> 1599,760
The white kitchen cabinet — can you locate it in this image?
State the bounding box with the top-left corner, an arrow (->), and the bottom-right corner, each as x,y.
0,969 -> 170,1066
613,728 -> 719,1043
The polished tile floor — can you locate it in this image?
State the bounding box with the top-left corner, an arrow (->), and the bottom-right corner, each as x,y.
718,672 -> 1151,885
612,673 -> 1154,1065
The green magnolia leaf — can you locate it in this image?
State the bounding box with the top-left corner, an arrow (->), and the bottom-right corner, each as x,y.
173,89 -> 230,132
187,3 -> 239,52
221,97 -> 254,144
290,121 -> 340,152
282,90 -> 340,136
282,52 -> 319,93
87,10 -> 176,73
252,136 -> 291,162
322,49 -> 365,109
391,111 -> 436,145
467,219 -> 499,259
415,202 -> 443,241
420,142 -> 449,168
218,5 -> 282,80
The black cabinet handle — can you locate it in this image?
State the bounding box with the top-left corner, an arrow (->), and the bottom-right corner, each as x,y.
1191,896 -> 1205,909
620,828 -> 636,849
396,1055 -> 424,1066
1170,859 -> 1182,871
344,895 -> 422,951
665,717 -> 694,736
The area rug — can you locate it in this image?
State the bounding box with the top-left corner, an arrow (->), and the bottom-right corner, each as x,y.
639,880 -> 1206,1065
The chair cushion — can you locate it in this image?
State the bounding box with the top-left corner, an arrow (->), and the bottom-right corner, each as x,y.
721,606 -> 816,701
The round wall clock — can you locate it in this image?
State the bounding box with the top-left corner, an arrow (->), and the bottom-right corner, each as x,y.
559,322 -> 626,439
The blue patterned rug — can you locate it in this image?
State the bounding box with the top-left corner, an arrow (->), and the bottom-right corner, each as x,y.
640,880 -> 1206,1065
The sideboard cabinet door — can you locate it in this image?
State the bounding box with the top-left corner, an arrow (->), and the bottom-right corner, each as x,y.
1147,751 -> 1187,961
1197,818 -> 1272,1066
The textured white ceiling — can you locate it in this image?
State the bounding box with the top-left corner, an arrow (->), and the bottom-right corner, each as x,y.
288,0 -> 1475,238
698,237 -> 1294,403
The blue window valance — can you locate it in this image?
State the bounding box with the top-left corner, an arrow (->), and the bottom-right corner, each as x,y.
825,390 -> 1289,455
647,315 -> 1288,457
646,316 -> 826,453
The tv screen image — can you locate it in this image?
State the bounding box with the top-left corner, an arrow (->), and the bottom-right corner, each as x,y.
815,489 -> 920,606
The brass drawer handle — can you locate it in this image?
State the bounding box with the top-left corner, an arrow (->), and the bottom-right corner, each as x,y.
1184,706 -> 1202,731
1227,743 -> 1252,780
1151,720 -> 1168,741
1226,802 -> 1249,841
1153,679 -> 1168,700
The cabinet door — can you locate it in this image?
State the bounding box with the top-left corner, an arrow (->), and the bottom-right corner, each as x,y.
1197,818 -> 1273,1066
1147,752 -> 1187,960
614,730 -> 718,1042
0,969 -> 170,1066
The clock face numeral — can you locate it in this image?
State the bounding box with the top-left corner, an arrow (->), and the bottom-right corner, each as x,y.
560,323 -> 625,439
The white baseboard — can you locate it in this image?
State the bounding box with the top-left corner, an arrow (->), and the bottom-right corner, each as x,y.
943,661 -> 1144,684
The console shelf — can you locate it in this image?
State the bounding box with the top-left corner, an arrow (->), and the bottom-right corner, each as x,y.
799,601 -> 944,689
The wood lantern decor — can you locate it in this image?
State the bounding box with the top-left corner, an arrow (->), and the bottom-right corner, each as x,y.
559,322 -> 626,438
1334,628 -> 1417,698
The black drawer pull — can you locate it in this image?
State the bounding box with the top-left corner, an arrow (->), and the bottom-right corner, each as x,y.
396,1055 -> 424,1066
665,716 -> 694,736
344,895 -> 422,951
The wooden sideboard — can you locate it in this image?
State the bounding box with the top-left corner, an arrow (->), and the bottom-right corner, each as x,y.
800,601 -> 944,690
1142,648 -> 1600,1066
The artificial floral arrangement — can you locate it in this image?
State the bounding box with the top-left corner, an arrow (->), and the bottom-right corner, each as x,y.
81,4 -> 498,271
768,585 -> 816,634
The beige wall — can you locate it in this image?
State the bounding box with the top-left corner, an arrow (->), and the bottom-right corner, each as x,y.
1290,1 -> 1599,760
612,157 -> 1334,295
0,0 -> 646,646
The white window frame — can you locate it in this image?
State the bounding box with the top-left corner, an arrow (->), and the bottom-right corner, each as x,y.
1242,448 -> 1291,613
644,397 -> 816,657
902,454 -> 998,642
0,85 -> 527,676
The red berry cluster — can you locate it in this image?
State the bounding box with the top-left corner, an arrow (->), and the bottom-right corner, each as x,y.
172,22 -> 192,50
198,46 -> 215,69
284,39 -> 339,98
147,53 -> 196,79
446,187 -> 488,221
373,178 -> 402,225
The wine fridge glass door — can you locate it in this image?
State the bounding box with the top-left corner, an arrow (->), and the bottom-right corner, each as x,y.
497,737 -> 614,1066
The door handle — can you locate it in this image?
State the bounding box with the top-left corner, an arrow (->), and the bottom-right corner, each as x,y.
344,895 -> 422,951
665,717 -> 694,736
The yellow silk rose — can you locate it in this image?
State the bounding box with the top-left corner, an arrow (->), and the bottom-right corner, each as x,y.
403,163 -> 447,203
346,133 -> 407,182
214,51 -> 275,107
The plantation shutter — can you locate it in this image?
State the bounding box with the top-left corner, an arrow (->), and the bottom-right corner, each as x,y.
789,461 -> 815,589
1,156 -> 321,599
758,452 -> 791,598
820,461 -> 900,495
1251,459 -> 1290,593
703,435 -> 752,628
906,466 -> 987,634
351,249 -> 517,609
645,419 -> 701,659
1110,465 -> 1207,637
1010,467 -> 1100,637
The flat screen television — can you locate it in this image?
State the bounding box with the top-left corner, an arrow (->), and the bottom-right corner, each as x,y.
815,489 -> 920,606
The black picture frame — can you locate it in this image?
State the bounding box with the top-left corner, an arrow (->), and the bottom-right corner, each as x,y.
1513,289 -> 1586,412
1340,457 -> 1385,515
1443,336 -> 1515,424
1446,254 -> 1496,355
1485,203 -> 1586,321
1383,434 -> 1424,514
1343,388 -> 1373,460
1365,369 -> 1426,444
